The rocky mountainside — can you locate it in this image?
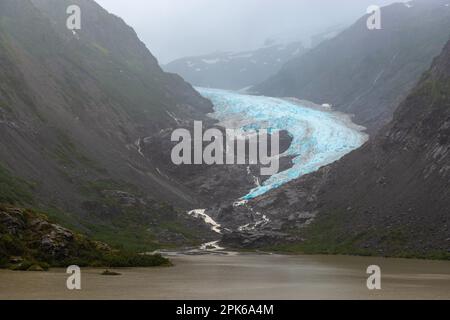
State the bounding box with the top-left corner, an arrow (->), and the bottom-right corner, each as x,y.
0,204 -> 170,270
223,39 -> 450,259
255,0 -> 450,133
0,0 -> 216,250
164,42 -> 307,91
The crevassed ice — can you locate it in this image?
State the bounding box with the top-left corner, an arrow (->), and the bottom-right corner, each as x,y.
197,88 -> 368,200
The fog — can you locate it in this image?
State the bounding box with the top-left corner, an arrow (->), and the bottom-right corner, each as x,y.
95,0 -> 406,64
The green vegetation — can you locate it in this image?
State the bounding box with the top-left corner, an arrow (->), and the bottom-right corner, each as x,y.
0,164 -> 34,205
0,167 -> 201,259
0,0 -> 214,270
53,250 -> 172,269
79,179 -> 136,197
76,178 -> 203,252
0,206 -> 171,270
8,260 -> 50,272
91,42 -> 109,56
51,130 -> 106,174
84,222 -> 159,253
99,252 -> 171,268
266,241 -> 450,261
0,99 -> 12,112
263,210 -> 450,261
424,78 -> 450,105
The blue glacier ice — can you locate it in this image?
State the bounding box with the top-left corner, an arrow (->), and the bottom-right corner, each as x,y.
197,88 -> 368,200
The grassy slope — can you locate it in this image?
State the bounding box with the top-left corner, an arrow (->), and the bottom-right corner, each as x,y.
0,165 -> 172,269
0,204 -> 171,270
263,44 -> 450,261
266,210 -> 450,261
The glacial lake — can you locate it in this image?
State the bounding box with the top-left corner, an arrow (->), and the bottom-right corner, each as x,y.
1,254 -> 449,300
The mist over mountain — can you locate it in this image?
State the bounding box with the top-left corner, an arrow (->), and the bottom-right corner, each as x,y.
95,0 -> 406,63
0,0 -> 449,275
164,42 -> 307,91
255,0 -> 450,133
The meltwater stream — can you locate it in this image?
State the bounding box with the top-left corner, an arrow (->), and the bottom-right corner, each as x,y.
197,88 -> 368,200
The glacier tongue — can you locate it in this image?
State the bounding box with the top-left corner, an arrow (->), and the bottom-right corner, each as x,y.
197,87 -> 368,200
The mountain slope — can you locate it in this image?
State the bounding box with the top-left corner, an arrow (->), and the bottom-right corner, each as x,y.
0,205 -> 170,270
227,39 -> 450,259
0,0 -> 215,249
255,0 -> 450,133
164,42 -> 306,91
307,38 -> 450,257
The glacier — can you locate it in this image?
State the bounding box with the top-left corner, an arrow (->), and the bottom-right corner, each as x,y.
197,88 -> 368,200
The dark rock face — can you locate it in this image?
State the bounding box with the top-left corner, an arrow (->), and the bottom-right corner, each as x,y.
222,231 -> 304,249
142,127 -> 294,207
255,0 -> 450,133
310,39 -> 450,256
228,40 -> 450,258
0,209 -> 26,236
0,205 -> 173,268
219,167 -> 329,248
0,0 -> 212,208
0,0 -> 217,246
0,206 -> 110,263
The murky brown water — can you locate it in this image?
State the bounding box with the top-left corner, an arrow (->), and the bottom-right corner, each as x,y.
0,254 -> 449,300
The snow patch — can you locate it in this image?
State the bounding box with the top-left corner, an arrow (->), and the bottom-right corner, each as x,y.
135,138 -> 145,158
187,209 -> 222,234
200,240 -> 224,251
166,111 -> 181,125
238,213 -> 270,232
202,58 -> 221,64
292,48 -> 302,56
233,199 -> 248,207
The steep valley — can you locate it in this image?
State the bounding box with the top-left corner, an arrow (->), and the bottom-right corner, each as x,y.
0,0 -> 449,268
255,0 -> 450,134
219,40 -> 450,260
0,0 -> 218,253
